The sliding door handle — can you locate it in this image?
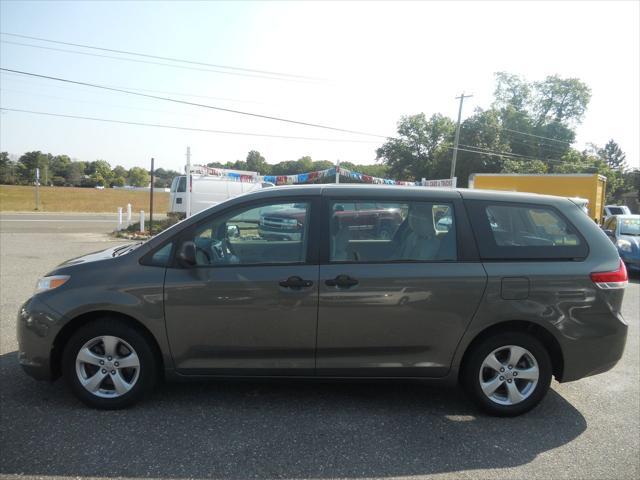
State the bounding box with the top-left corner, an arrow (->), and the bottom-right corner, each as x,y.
279,276 -> 313,289
325,274 -> 359,288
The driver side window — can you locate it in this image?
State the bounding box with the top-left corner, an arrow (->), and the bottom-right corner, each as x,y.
188,201 -> 311,266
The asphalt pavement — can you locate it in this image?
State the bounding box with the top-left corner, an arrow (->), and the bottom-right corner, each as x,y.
0,213 -> 638,480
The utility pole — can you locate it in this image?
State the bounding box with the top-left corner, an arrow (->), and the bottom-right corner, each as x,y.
335,159 -> 340,184
185,147 -> 192,218
450,93 -> 473,181
149,157 -> 154,235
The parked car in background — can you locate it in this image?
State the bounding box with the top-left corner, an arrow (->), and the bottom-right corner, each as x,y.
258,204 -> 307,241
332,202 -> 404,240
604,205 -> 632,221
17,185 -> 628,416
603,214 -> 640,273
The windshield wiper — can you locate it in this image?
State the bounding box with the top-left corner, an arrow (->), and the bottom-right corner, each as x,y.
113,241 -> 143,257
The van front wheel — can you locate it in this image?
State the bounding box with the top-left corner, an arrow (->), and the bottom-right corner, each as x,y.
462,332 -> 552,417
62,318 -> 157,409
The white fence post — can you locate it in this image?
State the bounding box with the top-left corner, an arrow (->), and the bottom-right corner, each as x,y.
126,203 -> 132,226
117,207 -> 123,231
139,210 -> 145,233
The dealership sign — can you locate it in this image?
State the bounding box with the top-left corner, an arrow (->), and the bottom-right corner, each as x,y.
421,177 -> 457,188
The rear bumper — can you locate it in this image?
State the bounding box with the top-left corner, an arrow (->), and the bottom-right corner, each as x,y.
16,296 -> 64,381
558,313 -> 628,382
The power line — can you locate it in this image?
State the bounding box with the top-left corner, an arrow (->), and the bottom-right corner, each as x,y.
0,40 -> 317,83
501,127 -> 573,145
0,107 -> 382,144
0,68 -> 390,139
462,124 -> 573,147
496,133 -> 571,156
452,145 -> 596,168
0,31 -> 320,81
0,70 -> 263,104
457,143 -> 534,160
0,87 -> 188,116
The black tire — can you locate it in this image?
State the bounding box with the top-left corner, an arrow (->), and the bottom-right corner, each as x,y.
461,331 -> 552,417
62,318 -> 157,409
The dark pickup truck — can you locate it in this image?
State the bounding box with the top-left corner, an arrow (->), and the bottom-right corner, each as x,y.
258,203 -> 404,241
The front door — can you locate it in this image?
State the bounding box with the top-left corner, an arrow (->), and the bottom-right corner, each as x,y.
317,196 -> 487,377
164,197 -> 320,375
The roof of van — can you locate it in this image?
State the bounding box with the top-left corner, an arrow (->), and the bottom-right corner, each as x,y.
237,183 -> 573,204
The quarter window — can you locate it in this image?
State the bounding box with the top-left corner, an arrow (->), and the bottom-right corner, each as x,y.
329,200 -> 457,262
186,201 -> 310,266
468,201 -> 588,260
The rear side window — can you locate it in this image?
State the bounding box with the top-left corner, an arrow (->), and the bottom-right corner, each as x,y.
329,200 -> 457,262
467,201 -> 588,260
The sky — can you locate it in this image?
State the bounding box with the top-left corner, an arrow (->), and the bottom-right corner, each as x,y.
0,0 -> 638,175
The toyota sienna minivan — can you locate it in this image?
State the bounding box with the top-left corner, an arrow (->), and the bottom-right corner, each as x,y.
17,185 -> 628,416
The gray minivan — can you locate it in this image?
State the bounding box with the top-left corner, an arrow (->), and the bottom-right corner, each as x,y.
17,185 -> 628,416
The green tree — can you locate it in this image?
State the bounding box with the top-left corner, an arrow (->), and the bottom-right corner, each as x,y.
65,161 -> 87,186
88,160 -> 113,186
112,165 -> 127,179
598,140 -> 627,170
493,72 -> 531,112
112,176 -> 126,187
245,150 -> 269,174
312,160 -> 335,171
49,155 -> 71,179
376,113 -> 455,181
17,151 -> 49,184
532,75 -> 591,125
127,167 -> 150,187
454,109 -> 516,186
0,152 -> 16,184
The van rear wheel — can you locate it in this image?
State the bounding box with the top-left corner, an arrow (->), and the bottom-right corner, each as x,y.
462,332 -> 552,417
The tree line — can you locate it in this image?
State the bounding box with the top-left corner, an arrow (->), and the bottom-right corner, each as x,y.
1,72 -> 638,202
0,153 -> 181,189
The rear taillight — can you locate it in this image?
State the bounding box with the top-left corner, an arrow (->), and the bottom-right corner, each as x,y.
590,260 -> 628,289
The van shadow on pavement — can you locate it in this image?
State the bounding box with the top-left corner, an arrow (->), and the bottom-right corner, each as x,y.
0,350 -> 586,479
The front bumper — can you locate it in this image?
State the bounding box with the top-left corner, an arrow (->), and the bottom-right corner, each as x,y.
17,296 -> 64,381
258,226 -> 302,240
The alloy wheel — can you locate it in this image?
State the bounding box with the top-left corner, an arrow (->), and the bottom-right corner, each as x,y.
478,345 -> 539,406
75,335 -> 140,398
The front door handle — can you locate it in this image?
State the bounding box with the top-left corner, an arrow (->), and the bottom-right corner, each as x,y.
279,276 -> 313,289
325,274 -> 359,288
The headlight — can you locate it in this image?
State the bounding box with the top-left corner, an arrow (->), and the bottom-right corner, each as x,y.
616,239 -> 632,253
35,275 -> 70,294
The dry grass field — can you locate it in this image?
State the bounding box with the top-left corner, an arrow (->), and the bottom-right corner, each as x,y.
0,185 -> 169,213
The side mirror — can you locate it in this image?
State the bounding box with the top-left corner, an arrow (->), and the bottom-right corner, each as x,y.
227,224 -> 240,238
177,241 -> 197,267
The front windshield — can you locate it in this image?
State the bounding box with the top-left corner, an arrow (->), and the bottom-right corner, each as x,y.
619,218 -> 640,236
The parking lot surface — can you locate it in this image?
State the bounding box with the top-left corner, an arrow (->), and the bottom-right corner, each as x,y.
1,213 -> 638,480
